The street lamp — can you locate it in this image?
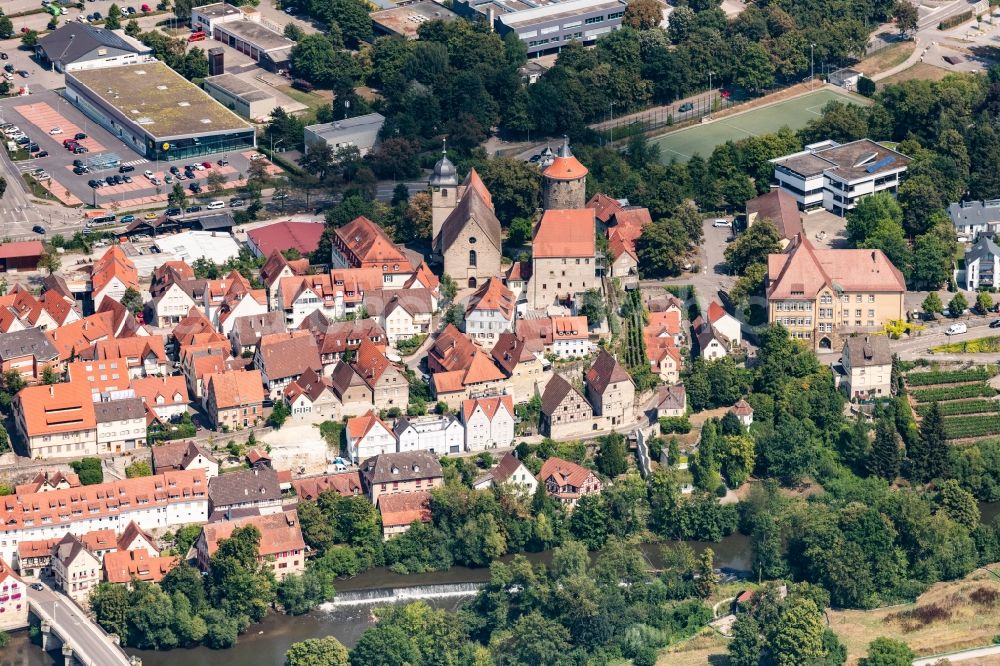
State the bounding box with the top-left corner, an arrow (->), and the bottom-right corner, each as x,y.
608,102 -> 615,143
707,71 -> 714,118
810,43 -> 815,88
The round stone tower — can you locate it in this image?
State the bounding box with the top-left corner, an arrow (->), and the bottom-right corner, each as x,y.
542,136 -> 588,211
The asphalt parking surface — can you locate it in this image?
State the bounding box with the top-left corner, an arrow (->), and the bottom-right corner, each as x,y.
0,89 -> 260,215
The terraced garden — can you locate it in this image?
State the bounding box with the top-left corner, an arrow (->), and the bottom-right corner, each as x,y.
905,365 -> 1000,441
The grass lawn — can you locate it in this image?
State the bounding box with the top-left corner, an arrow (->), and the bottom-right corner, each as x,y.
652,89 -> 869,162
277,86 -> 331,114
880,62 -> 952,86
829,568 -> 1000,663
658,627 -> 729,666
854,41 -> 917,75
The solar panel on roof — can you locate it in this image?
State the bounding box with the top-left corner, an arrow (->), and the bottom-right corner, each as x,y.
865,156 -> 896,173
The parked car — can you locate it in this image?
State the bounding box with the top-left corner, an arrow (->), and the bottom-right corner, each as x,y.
74,146 -> 88,153
169,165 -> 179,174
712,219 -> 731,227
185,204 -> 202,213
105,176 -> 116,186
17,70 -> 28,78
48,127 -> 62,135
113,174 -> 124,184
15,136 -> 29,145
165,207 -> 181,216
120,214 -> 135,224
28,143 -> 40,152
74,132 -> 87,140
217,158 -> 229,166
123,175 -> 133,183
990,319 -> 1000,329
0,53 -> 8,60
201,161 -> 212,169
946,323 -> 968,335
144,212 -> 158,220
32,225 -> 45,234
4,64 -> 13,73
206,200 -> 225,209
36,150 -> 48,157
119,164 -> 135,173
144,169 -> 154,179
189,183 -> 202,193
164,174 -> 173,184
73,166 -> 88,175
229,198 -> 244,208
678,102 -> 694,112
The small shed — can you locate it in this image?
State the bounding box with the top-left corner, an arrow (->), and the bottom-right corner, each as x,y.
828,67 -> 862,91
0,241 -> 44,272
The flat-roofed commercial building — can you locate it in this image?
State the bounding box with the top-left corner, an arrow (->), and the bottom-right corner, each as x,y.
192,3 -> 295,72
454,0 -> 626,57
64,62 -> 255,161
203,73 -> 279,121
304,113 -> 385,157
371,1 -> 460,39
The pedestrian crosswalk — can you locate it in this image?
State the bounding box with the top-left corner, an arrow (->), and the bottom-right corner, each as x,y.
119,158 -> 148,167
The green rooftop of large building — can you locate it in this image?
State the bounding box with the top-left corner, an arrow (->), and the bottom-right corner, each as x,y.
67,61 -> 252,139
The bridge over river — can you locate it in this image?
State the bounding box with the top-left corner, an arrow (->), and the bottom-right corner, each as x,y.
28,582 -> 134,666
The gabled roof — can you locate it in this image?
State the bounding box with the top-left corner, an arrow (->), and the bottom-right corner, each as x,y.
38,24 -> 147,65
351,338 -> 397,387
552,315 -> 588,341
490,332 -> 534,374
45,312 -> 117,361
585,349 -> 633,395
505,260 -> 532,283
300,313 -> 387,357
533,209 -> 596,258
586,193 -> 626,225
260,249 -> 308,288
360,451 -> 443,484
844,334 -> 892,368
15,380 -> 97,436
91,245 -> 139,295
365,288 -> 435,319
283,367 -> 333,403
329,359 -> 370,397
745,189 -> 802,240
257,330 -> 322,381
466,278 -> 514,319
335,216 -> 413,272
540,373 -> 588,416
404,261 -> 441,291
200,510 -> 303,558
172,306 -> 216,343
103,547 -> 177,584
248,221 -> 324,257
347,409 -> 393,440
39,290 -> 79,326
539,456 -> 593,488
208,467 -> 280,508
378,490 -> 432,528
131,375 -> 189,411
438,171 -> 501,254
15,471 -> 80,495
654,384 -> 686,411
206,369 -> 264,409
707,301 -> 733,325
291,472 -> 363,501
94,336 -> 167,365
232,311 -> 286,344
476,450 -> 528,487
966,235 -> 1000,265
94,397 -> 145,424
0,327 -> 59,362
462,395 -> 514,423
152,440 -> 216,473
767,235 -> 906,299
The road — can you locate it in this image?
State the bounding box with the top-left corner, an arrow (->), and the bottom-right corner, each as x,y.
874,0 -> 981,81
29,581 -> 132,665
890,315 -> 999,360
912,644 -> 1000,665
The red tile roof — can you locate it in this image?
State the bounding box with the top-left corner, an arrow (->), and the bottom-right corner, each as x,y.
347,409 -> 392,440
533,209 -> 596,258
586,193 -> 626,225
103,547 -> 178,584
0,240 -> 44,260
378,490 -> 432,528
539,456 -> 594,489
466,277 -> 514,319
334,216 -> 414,274
15,380 -> 97,436
767,235 -> 906,300
291,472 -> 363,501
45,312 -> 116,361
248,221 -> 324,257
199,510 -> 304,559
462,395 -> 514,423
91,245 -> 139,295
206,369 -> 264,409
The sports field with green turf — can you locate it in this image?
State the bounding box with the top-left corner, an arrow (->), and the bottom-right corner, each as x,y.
653,88 -> 870,162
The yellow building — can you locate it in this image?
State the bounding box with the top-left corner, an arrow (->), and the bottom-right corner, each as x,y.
766,235 -> 905,350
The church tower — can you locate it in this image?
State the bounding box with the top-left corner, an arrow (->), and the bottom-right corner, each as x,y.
542,137 -> 588,210
429,142 -> 459,250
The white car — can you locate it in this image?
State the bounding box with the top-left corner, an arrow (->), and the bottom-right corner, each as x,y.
48,127 -> 62,135
206,200 -> 225,209
144,169 -> 154,179
712,219 -> 731,227
193,163 -> 206,171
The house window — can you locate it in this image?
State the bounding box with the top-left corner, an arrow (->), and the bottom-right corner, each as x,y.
469,250 -> 477,267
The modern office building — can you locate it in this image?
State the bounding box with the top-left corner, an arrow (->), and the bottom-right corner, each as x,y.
454,0 -> 626,57
770,139 -> 910,216
64,62 -> 255,161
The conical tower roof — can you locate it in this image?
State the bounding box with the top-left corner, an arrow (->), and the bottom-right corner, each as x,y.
542,136 -> 588,181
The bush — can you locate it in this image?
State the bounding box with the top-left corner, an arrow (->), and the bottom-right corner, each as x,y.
660,416 -> 692,434
939,10 -> 972,29
125,461 -> 152,478
69,458 -> 103,485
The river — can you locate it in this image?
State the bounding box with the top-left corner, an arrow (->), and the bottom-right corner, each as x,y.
9,503 -> 998,666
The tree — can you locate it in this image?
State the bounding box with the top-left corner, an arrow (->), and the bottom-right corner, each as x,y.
120,287 -> 143,315
636,218 -> 690,278
725,219 -> 781,274
443,304 -> 463,328
728,615 -> 762,666
206,171 -> 227,193
284,23 -> 305,41
597,432 -> 628,477
287,637 -> 350,666
977,291 -> 993,314
695,547 -> 719,598
290,35 -> 359,89
911,231 -> 953,290
0,16 -> 14,38
921,292 -> 943,317
579,289 -> 606,326
20,30 -> 38,48
948,292 -> 968,317
868,414 -> 900,481
126,461 -> 152,478
268,400 -> 291,428
479,157 -> 542,221
41,365 -> 60,385
910,401 -> 947,483
495,611 -> 573,666
440,273 -> 457,303
349,625 -> 418,666
70,458 -> 103,485
168,182 -> 188,209
105,3 -> 122,29
38,248 -> 61,275
892,0 -> 918,36
859,638 -> 914,666
125,19 -> 140,37
769,598 -> 826,666
937,479 -> 980,529
507,216 -> 533,247
569,494 -> 610,549
623,0 -> 662,29
846,192 -> 904,246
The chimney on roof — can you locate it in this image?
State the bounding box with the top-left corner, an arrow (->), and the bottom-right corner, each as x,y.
49,385 -> 54,397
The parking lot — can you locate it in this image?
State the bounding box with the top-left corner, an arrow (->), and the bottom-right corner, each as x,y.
0,89 -> 270,218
